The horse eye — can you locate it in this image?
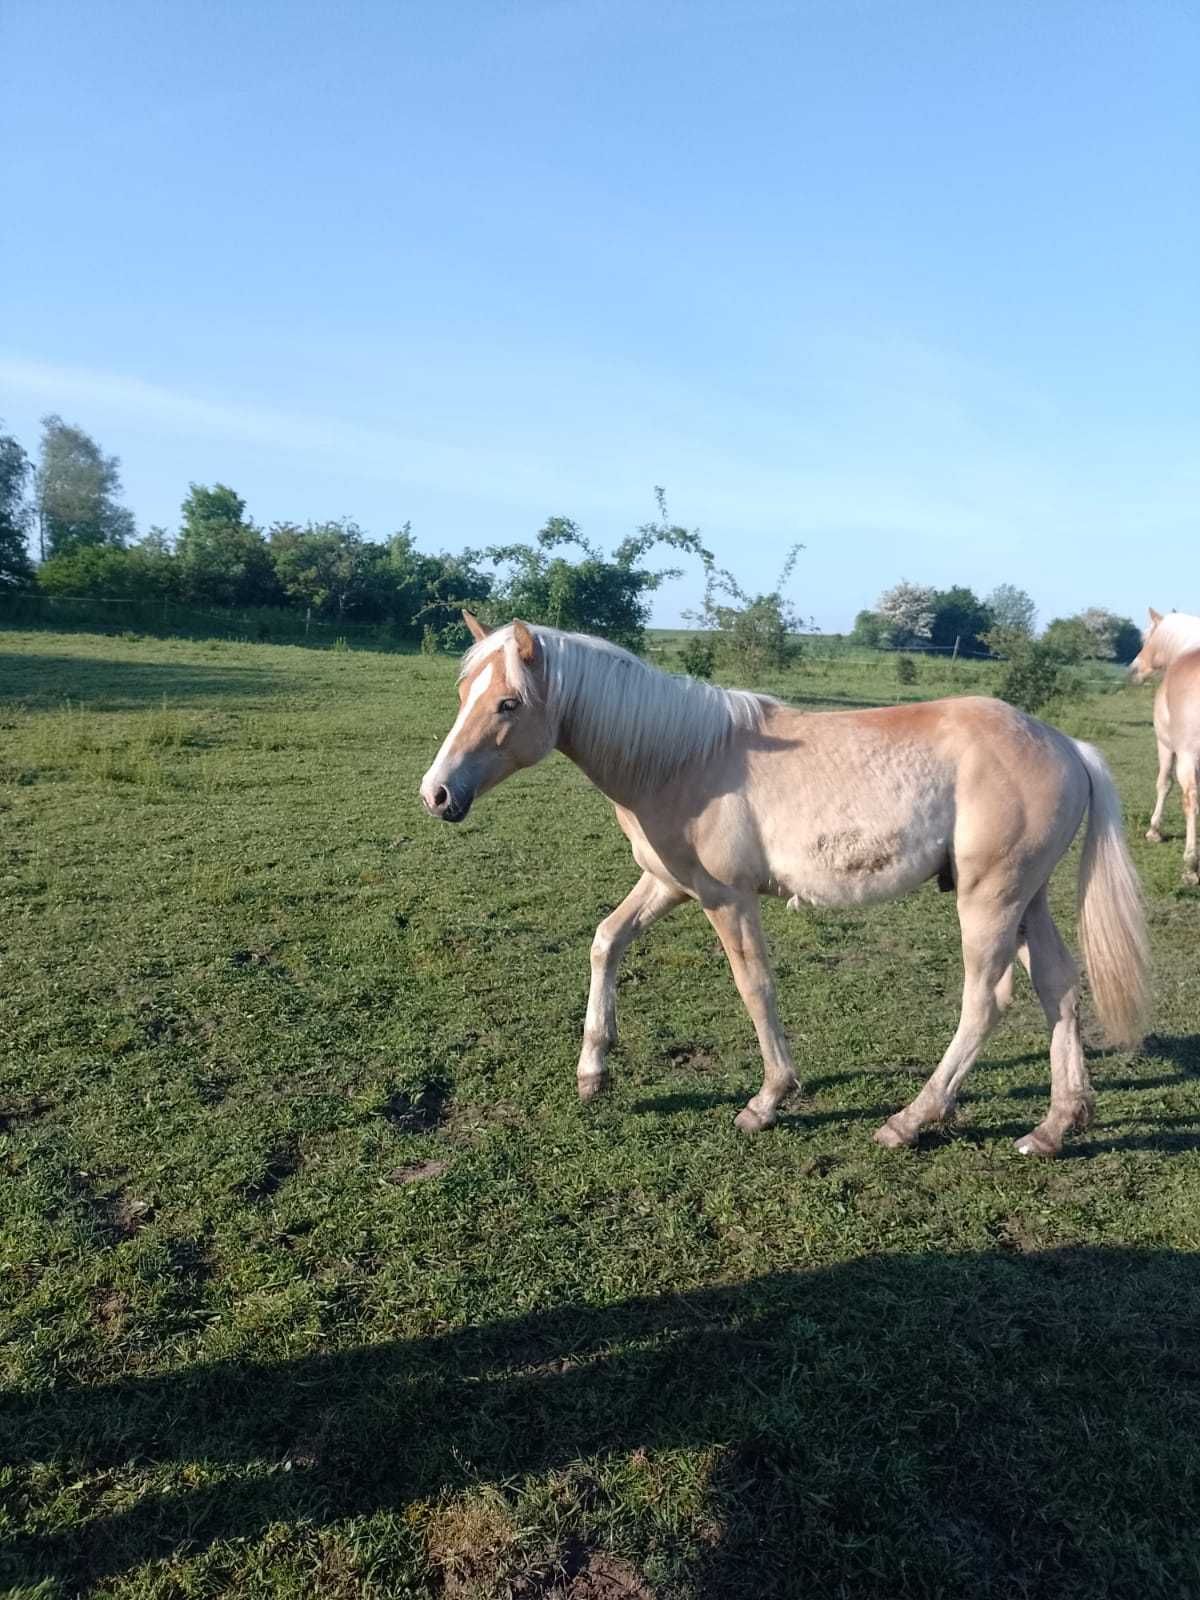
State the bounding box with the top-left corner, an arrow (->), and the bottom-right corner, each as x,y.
498,697 -> 519,715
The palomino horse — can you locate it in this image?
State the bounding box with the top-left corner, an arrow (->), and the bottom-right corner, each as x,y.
1129,608 -> 1200,884
421,616 -> 1148,1156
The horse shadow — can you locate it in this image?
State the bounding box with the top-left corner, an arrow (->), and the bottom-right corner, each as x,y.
4,1247 -> 1199,1597
634,1033 -> 1200,1152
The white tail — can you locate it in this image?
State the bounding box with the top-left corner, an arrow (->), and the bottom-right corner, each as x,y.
1074,740 -> 1149,1047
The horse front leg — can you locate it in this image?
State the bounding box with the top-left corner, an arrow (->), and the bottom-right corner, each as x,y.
703,894 -> 799,1133
577,872 -> 686,1100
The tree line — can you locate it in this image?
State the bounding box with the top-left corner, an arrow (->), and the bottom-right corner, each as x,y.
0,417 -> 705,651
0,414 -> 1143,680
851,579 -> 1141,664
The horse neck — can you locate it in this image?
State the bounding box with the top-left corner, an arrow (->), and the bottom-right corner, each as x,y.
1156,618 -> 1200,668
546,640 -> 755,807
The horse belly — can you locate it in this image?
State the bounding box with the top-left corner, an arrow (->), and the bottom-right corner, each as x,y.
770,805 -> 953,910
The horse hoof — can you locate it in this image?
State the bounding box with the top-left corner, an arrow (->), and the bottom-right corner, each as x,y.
1146,828 -> 1164,844
577,1072 -> 609,1102
1014,1131 -> 1058,1158
734,1106 -> 772,1134
873,1117 -> 915,1150
1183,868 -> 1200,888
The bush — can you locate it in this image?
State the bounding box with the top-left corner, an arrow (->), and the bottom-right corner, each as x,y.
679,635 -> 716,679
989,627 -> 1085,716
997,647 -> 1065,714
484,491 -> 707,653
850,609 -> 890,649
686,545 -> 807,680
895,655 -> 918,685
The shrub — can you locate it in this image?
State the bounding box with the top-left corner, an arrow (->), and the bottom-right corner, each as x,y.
686,545 -> 807,680
988,626 -> 1085,716
895,654 -> 918,685
679,635 -> 716,679
850,609 -> 890,649
484,490 -> 708,654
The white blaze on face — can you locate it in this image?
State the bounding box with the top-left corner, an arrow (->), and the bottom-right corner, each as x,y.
420,663 -> 493,802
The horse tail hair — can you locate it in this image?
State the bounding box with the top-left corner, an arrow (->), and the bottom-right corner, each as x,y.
1073,739 -> 1149,1048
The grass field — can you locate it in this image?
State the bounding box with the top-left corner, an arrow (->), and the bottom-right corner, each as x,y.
2,628 -> 1199,1600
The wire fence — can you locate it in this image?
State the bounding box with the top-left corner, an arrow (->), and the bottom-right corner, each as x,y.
0,591 -> 422,653
0,592 -> 1128,695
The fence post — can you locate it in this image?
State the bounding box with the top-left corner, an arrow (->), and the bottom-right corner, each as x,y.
305,607 -> 311,639
952,634 -> 960,662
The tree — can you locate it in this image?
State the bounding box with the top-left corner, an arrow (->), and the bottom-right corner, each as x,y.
875,581 -> 936,648
1041,616 -> 1096,664
849,609 -> 889,649
1077,606 -> 1141,664
1108,616 -> 1143,666
36,415 -> 135,558
486,490 -> 708,654
175,484 -> 280,608
686,544 -> 806,680
377,525 -> 492,641
268,519 -> 378,618
986,583 -> 1036,638
928,586 -> 994,655
1042,609 -> 1141,664
0,426 -> 35,587
36,530 -> 179,602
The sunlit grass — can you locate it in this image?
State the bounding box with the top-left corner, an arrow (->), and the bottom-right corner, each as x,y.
1,626 -> 1197,1599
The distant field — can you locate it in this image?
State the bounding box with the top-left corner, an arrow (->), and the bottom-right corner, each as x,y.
2,628 -> 1198,1599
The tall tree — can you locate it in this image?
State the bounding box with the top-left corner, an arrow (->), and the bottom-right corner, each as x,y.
986,583 -> 1036,638
0,425 -> 35,587
268,519 -> 377,618
36,415 -> 135,557
928,585 -> 993,654
875,580 -> 936,647
175,484 -> 280,607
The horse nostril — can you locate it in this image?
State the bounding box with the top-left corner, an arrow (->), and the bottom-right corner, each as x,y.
433,785 -> 449,810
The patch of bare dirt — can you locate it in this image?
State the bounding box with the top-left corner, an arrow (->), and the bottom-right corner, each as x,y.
552,1553 -> 655,1600
388,1159 -> 450,1184
663,1042 -> 719,1074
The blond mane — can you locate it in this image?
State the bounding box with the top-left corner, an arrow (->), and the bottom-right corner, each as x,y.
1150,611 -> 1200,663
460,624 -> 769,791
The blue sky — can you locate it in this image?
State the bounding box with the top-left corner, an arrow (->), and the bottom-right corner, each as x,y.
2,0 -> 1197,630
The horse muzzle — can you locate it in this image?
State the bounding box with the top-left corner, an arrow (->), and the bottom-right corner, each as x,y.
420,780 -> 473,823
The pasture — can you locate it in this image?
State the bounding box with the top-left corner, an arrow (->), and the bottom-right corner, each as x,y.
2,628 -> 1199,1599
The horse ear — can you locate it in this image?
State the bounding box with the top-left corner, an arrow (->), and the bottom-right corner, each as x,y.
512,620 -> 538,664
462,610 -> 490,642
1148,607 -> 1163,626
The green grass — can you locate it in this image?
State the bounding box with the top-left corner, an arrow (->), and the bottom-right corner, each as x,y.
1,627 -> 1198,1600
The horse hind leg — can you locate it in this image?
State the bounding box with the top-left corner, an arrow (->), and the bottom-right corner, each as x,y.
875,890 -> 1020,1148
1013,887 -> 1094,1158
1178,750 -> 1199,885
1146,739 -> 1174,844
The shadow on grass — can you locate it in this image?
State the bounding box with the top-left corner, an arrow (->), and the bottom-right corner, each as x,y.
1143,1033 -> 1200,1075
5,1247 -> 1200,1597
631,1091 -> 894,1129
0,654 -> 296,711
